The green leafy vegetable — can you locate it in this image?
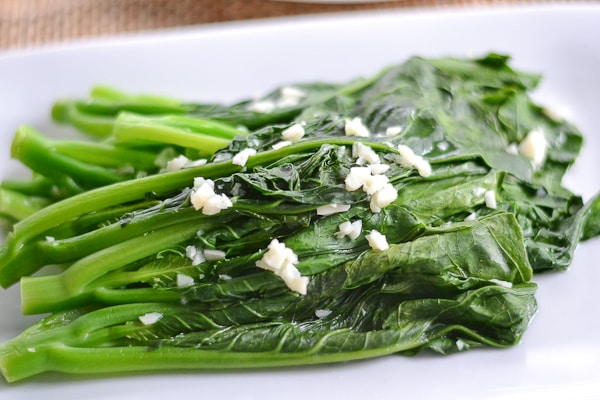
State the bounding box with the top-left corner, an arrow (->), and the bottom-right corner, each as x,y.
0,53 -> 598,382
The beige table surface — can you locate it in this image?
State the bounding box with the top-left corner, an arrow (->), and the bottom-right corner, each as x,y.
0,0 -> 570,50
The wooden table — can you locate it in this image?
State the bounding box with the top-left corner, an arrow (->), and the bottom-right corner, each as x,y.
0,0 -> 553,50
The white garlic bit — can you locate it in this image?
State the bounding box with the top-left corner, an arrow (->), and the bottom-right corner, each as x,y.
396,144 -> 432,177
370,183 -> 398,213
345,166 -> 372,192
191,178 -> 232,215
366,230 -> 389,252
316,203 -> 351,216
385,126 -> 402,137
256,239 -> 308,295
518,128 -> 547,169
139,312 -> 163,325
352,142 -> 380,165
232,148 -> 257,167
177,273 -> 195,288
484,190 -> 497,209
345,117 -> 370,137
362,174 -> 389,195
281,123 -> 306,142
165,155 -> 190,172
249,100 -> 276,114
335,220 -> 363,240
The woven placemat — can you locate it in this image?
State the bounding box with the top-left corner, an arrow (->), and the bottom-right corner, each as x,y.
0,0 -> 554,50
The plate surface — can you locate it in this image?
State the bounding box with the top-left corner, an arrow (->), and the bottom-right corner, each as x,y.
1,4 -> 600,399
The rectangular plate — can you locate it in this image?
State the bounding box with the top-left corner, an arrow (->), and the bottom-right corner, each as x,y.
1,4 -> 599,399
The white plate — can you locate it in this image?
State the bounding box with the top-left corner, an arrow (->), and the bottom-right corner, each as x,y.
1,4 -> 600,399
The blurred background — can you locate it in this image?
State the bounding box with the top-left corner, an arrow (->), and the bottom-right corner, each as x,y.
1,0 -> 548,50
